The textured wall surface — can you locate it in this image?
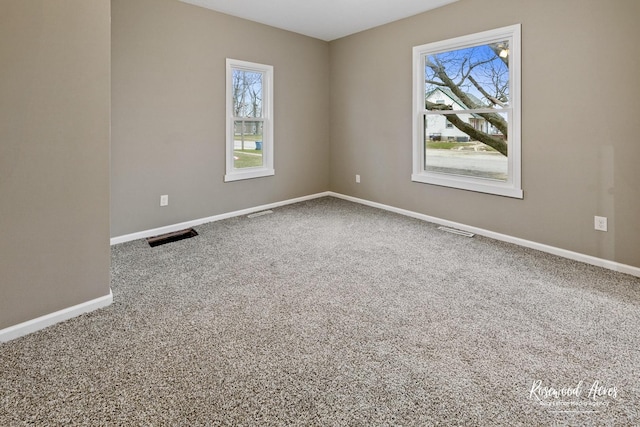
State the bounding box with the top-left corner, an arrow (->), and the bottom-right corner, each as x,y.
111,0 -> 331,237
0,0 -> 112,328
329,0 -> 640,268
4,0 -> 638,332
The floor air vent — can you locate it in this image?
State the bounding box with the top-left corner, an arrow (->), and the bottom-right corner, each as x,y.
147,228 -> 198,247
247,210 -> 273,218
437,226 -> 475,238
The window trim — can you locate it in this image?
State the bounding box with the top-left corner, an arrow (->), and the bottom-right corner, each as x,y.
225,58 -> 274,182
411,24 -> 522,199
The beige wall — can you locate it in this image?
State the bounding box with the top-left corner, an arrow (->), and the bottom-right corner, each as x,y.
111,0 -> 330,237
0,0 -> 112,329
330,0 -> 640,268
1,0 -> 638,332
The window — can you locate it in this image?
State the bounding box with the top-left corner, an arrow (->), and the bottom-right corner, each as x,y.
225,59 -> 274,182
412,25 -> 522,198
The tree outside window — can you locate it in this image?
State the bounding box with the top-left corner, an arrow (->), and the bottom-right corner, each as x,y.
412,25 -> 522,198
225,59 -> 274,182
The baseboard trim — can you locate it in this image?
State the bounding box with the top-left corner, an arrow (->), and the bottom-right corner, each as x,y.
14,193 -> 630,343
110,192 -> 332,245
0,289 -> 113,343
328,192 -> 640,278
110,190 -> 639,278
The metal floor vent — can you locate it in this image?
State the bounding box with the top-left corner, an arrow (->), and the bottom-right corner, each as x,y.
247,210 -> 273,219
147,228 -> 198,247
437,226 -> 475,238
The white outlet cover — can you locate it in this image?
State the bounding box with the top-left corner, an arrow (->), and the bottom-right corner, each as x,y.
594,216 -> 607,231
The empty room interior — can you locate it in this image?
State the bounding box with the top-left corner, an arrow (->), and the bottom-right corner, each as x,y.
1,0 -> 640,425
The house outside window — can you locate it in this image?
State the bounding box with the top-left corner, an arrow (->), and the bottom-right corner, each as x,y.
445,118 -> 453,129
225,59 -> 274,182
412,24 -> 522,198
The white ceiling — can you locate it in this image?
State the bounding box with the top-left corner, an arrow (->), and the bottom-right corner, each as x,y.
179,0 -> 459,41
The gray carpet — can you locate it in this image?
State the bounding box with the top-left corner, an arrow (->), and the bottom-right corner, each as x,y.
1,196 -> 639,426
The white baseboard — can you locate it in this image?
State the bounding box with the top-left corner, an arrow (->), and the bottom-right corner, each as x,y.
328,192 -> 640,278
10,192 -> 632,343
0,290 -> 113,343
110,190 -> 639,278
110,192 -> 332,245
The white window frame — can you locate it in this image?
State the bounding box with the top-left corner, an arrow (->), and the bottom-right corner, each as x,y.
225,59 -> 274,182
412,24 -> 522,199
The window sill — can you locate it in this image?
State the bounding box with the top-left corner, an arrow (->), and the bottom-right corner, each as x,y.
225,168 -> 275,182
412,172 -> 523,199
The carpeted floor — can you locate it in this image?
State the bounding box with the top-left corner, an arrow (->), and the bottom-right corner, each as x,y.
1,196 -> 639,426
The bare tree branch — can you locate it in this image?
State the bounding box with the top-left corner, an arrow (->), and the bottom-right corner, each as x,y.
427,60 -> 508,136
468,75 -> 506,107
426,101 -> 508,156
426,80 -> 448,87
446,114 -> 507,156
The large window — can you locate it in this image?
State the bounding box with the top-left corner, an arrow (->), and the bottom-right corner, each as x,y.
225,59 -> 274,182
412,25 -> 522,198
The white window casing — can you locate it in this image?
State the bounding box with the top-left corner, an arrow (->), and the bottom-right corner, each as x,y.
225,58 -> 274,182
412,24 -> 522,198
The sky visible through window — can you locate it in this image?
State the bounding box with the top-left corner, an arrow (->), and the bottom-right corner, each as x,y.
232,69 -> 263,118
424,41 -> 510,111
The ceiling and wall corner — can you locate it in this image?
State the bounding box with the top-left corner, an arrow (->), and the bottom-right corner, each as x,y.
328,0 -> 640,269
178,0 -> 460,41
113,0 -> 640,270
110,0 -> 331,238
2,0 -> 639,339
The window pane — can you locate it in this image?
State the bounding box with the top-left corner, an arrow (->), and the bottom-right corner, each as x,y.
412,25 -> 521,198
424,112 -> 508,181
425,41 -> 510,112
233,120 -> 263,169
232,69 -> 263,118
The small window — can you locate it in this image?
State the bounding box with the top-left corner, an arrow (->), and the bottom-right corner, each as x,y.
225,59 -> 274,182
412,25 -> 522,198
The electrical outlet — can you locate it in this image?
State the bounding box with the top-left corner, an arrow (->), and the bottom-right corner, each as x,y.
356,174 -> 361,183
594,216 -> 607,232
160,195 -> 169,207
